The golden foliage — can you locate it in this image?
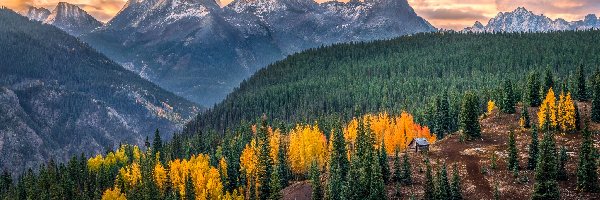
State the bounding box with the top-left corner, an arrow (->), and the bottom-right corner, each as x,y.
219,157 -> 228,182
343,118 -> 358,152
167,154 -> 227,200
88,146 -> 128,172
153,162 -> 167,191
538,88 -> 557,129
268,127 -> 282,164
101,187 -> 126,200
487,100 -> 496,115
288,124 -> 327,174
118,162 -> 141,189
188,154 -> 224,200
240,139 -> 259,179
169,159 -> 189,197
557,92 -> 576,132
344,112 -> 436,155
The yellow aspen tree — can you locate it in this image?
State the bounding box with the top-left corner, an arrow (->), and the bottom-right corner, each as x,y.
288,124 -> 327,174
343,118 -> 358,153
101,187 -> 127,200
487,100 -> 496,115
169,159 -> 190,197
188,154 -> 224,200
560,93 -> 577,132
538,88 -> 557,129
118,162 -> 142,189
364,112 -> 390,149
239,139 -> 259,193
218,157 -> 228,184
153,162 -> 167,192
268,127 -> 282,163
89,146 -> 129,172
356,111 -> 437,155
88,155 -> 104,172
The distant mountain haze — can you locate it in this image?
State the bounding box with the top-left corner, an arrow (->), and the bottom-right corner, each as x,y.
79,0 -> 435,105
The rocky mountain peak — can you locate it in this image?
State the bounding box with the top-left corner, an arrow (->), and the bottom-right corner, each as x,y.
463,7 -> 600,33
43,2 -> 102,36
20,5 -> 50,21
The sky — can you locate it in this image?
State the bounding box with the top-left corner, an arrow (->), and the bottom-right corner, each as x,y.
1,0 -> 599,30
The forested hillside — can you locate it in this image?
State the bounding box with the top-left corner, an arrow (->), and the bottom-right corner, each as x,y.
0,8 -> 199,173
185,30 -> 600,137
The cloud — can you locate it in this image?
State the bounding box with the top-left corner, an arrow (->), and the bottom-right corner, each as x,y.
418,8 -> 487,20
0,0 -> 35,10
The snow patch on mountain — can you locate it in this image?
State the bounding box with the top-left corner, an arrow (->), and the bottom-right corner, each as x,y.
464,7 -> 600,33
20,6 -> 50,21
19,2 -> 101,36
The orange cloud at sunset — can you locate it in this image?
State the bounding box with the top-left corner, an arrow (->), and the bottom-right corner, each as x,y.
1,0 -> 598,29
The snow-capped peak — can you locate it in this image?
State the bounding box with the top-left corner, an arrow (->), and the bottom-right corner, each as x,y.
20,5 -> 50,21
463,7 -> 600,33
44,2 -> 102,36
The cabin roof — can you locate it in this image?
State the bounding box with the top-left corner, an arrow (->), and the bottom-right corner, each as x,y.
411,138 -> 429,146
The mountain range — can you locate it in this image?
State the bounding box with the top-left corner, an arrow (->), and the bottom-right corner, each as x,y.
0,9 -> 199,173
20,2 -> 102,36
464,7 -> 600,33
80,0 -> 436,105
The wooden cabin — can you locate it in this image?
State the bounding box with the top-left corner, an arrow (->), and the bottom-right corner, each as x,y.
408,138 -> 430,152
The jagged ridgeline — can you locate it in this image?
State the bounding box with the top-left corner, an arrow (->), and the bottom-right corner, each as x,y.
0,9 -> 199,173
186,30 -> 600,135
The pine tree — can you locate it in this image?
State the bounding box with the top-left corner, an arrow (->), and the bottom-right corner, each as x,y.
531,132 -> 560,200
493,182 -> 500,200
435,163 -> 451,200
508,131 -> 519,172
542,68 -> 555,98
436,92 -> 452,138
460,92 -> 481,140
153,129 -> 162,155
576,64 -> 588,101
593,73 -> 600,122
401,151 -> 412,185
450,163 -> 462,200
501,79 -> 516,113
257,120 -> 272,200
527,71 -> 542,107
574,103 -> 581,131
576,127 -> 599,192
270,154 -> 283,200
557,146 -> 568,181
327,128 -> 348,200
379,142 -> 390,184
343,120 -> 371,200
310,162 -> 323,200
393,149 -> 401,183
277,139 -> 291,189
368,152 -> 386,200
184,176 -> 195,200
424,158 -> 435,200
527,125 -> 540,170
